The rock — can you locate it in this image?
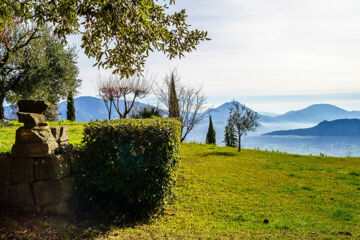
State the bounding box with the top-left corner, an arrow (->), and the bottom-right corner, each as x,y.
35,154 -> 71,180
12,125 -> 59,157
0,156 -> 12,187
33,177 -> 74,207
68,151 -> 79,173
59,144 -> 72,153
11,158 -> 34,184
51,126 -> 69,143
17,112 -> 46,127
0,187 -> 9,207
18,100 -> 49,114
12,141 -> 59,158
9,183 -> 36,211
43,200 -> 75,216
15,126 -> 55,144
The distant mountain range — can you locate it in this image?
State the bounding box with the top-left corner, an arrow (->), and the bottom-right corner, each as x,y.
261,104 -> 360,123
264,119 -> 360,136
185,102 -> 360,143
57,96 -> 149,122
3,96 -> 149,122
4,97 -> 360,141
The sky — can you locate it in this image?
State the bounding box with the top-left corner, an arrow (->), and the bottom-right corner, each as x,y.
67,0 -> 360,114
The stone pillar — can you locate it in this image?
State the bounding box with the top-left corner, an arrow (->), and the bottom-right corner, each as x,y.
0,100 -> 76,216
11,100 -> 59,158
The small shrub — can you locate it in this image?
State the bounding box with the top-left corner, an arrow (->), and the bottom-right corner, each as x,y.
75,118 -> 181,220
131,106 -> 163,119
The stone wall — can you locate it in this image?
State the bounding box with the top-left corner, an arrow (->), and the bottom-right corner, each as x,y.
0,151 -> 77,215
0,100 -> 77,216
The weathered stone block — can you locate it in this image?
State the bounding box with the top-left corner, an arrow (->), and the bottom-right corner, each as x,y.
33,177 -> 74,207
17,112 -> 45,126
18,100 -> 48,114
9,183 -> 36,211
12,141 -> 59,158
0,156 -> 12,187
51,126 -> 69,143
15,126 -> 55,144
43,200 -> 75,216
0,188 -> 9,207
59,143 -> 72,154
35,154 -> 70,180
11,158 -> 34,184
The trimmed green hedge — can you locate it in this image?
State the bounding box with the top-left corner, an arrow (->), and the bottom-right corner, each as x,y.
75,118 -> 181,219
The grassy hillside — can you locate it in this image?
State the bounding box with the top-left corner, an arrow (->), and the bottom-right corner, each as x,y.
1,122 -> 360,239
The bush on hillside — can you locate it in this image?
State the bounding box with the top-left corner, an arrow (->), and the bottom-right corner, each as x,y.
131,106 -> 163,119
75,118 -> 181,220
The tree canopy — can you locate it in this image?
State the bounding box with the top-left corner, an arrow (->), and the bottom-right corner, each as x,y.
0,0 -> 209,78
0,24 -> 80,119
229,101 -> 259,152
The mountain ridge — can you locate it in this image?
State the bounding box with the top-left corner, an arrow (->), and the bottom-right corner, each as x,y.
264,119 -> 360,136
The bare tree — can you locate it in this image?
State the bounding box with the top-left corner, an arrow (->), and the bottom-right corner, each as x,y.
97,77 -> 116,120
229,100 -> 259,152
155,70 -> 207,142
98,75 -> 152,119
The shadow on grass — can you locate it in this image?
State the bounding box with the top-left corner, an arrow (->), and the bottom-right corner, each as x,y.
199,151 -> 237,157
0,208 -> 152,240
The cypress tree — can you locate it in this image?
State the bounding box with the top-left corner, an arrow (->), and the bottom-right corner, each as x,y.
168,73 -> 180,118
66,91 -> 76,121
206,116 -> 216,144
224,117 -> 237,147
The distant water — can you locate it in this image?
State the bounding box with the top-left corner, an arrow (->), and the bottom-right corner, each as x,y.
241,135 -> 360,157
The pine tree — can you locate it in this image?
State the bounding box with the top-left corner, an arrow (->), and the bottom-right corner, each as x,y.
206,116 -> 216,144
224,118 -> 237,148
66,91 -> 76,121
168,73 -> 180,118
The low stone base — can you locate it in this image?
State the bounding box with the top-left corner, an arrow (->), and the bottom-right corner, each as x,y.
0,152 -> 76,216
12,142 -> 59,158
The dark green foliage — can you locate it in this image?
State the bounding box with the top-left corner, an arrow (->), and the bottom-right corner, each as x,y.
1,25 -> 80,118
132,106 -> 162,119
45,104 -> 59,121
75,118 -> 182,220
168,73 -> 180,118
224,118 -> 237,148
206,116 -> 216,144
66,91 -> 76,121
1,1 -> 209,78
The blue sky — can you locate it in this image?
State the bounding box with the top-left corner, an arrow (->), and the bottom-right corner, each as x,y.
68,0 -> 360,114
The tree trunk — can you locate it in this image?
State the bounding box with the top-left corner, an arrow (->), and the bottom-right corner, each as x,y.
0,95 -> 5,120
108,100 -> 112,120
238,134 -> 242,152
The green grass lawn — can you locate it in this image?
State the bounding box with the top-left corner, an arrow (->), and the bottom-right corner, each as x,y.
1,122 -> 360,239
0,121 -> 84,152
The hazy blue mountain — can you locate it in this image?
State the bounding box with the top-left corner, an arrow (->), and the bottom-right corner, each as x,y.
58,96 -> 149,122
264,119 -> 360,136
263,104 -> 360,123
258,112 -> 279,117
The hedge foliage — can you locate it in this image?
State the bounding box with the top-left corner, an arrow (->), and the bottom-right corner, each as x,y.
75,118 -> 182,220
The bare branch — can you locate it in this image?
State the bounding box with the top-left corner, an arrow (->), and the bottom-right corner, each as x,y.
154,70 -> 207,142
97,74 -> 152,119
